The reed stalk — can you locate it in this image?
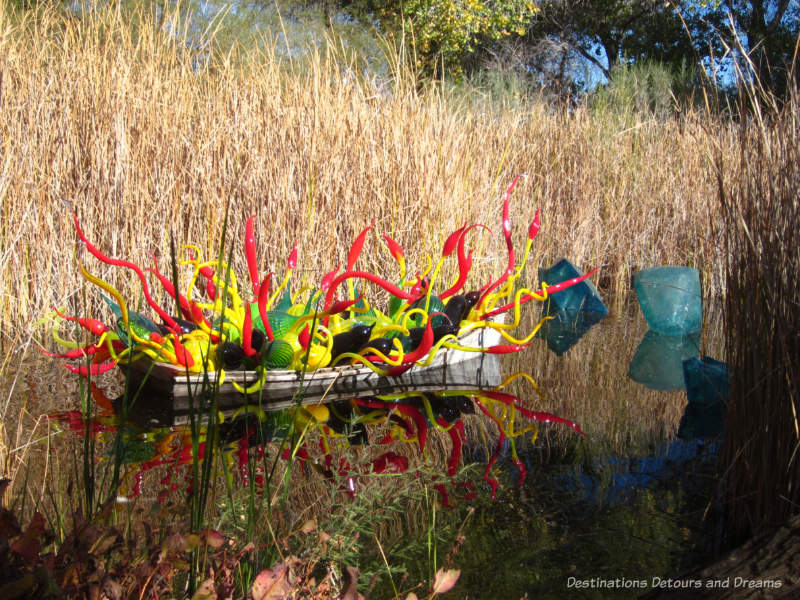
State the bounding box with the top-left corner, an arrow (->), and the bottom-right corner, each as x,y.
716,72 -> 800,542
0,2 -> 730,347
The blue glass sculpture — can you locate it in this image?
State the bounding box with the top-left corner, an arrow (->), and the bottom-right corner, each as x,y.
627,330 -> 700,390
536,259 -> 608,355
539,259 -> 609,318
677,357 -> 729,439
633,267 -> 702,336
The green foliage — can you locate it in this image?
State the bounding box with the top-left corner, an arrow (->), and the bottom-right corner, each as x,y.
589,60 -> 697,119
361,0 -> 538,78
447,66 -> 536,111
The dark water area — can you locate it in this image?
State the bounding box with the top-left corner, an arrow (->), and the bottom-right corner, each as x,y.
365,295 -> 727,599
1,294 -> 728,599
438,298 -> 725,599
443,438 -> 720,600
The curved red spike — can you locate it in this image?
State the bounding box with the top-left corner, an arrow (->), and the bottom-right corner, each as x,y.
287,245 -> 298,271
320,264 -> 340,292
485,344 -> 529,354
298,324 -> 310,350
441,223 -> 466,258
171,336 -> 195,368
478,178 -> 519,306
323,270 -> 413,311
73,214 -> 180,334
347,220 -> 375,271
327,296 -> 361,316
40,342 -> 100,359
480,267 -> 599,320
399,319 -> 434,364
383,234 -> 405,263
528,208 -> 541,240
242,306 -> 256,357
441,223 -> 490,299
245,216 -> 260,297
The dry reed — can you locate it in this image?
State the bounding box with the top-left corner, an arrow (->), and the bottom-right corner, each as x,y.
0,3 -> 730,344
0,3 -> 740,513
716,77 -> 800,542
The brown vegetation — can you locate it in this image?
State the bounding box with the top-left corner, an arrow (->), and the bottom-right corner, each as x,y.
0,3 -> 729,341
716,77 -> 800,543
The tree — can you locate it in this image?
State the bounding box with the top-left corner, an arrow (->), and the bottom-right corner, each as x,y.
685,1 -> 799,97
337,0 -> 540,78
510,1 -> 798,100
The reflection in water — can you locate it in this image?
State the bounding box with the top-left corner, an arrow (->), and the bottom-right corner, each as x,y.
556,437 -> 718,505
627,330 -> 701,390
6,297 -> 727,599
678,357 -> 730,440
49,373 -> 586,506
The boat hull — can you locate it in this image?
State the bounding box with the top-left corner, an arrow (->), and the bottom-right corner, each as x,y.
122,321 -> 503,425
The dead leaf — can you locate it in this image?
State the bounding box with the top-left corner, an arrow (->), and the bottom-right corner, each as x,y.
164,532 -> 187,553
10,512 -> 46,564
191,578 -> 217,600
89,528 -> 122,556
300,519 -> 317,534
251,562 -> 293,600
184,534 -> 202,552
202,529 -> 226,549
431,569 -> 460,595
339,566 -> 364,600
101,576 -> 124,600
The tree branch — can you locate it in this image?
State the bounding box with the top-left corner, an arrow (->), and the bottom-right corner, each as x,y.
571,41 -> 611,79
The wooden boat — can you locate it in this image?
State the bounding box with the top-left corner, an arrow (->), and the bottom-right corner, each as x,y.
123,320 -> 503,425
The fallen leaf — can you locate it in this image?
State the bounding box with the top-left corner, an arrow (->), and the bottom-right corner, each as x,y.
251,563 -> 293,600
300,519 -> 316,534
89,528 -> 122,556
339,566 -> 363,600
101,576 -> 124,600
184,533 -> 202,552
202,529 -> 226,549
431,569 -> 460,595
164,532 -> 187,553
10,512 -> 46,564
191,578 -> 217,600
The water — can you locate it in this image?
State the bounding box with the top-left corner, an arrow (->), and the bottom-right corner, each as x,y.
0,296 -> 726,598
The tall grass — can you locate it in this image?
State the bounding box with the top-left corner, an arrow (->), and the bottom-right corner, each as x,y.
0,2 -> 731,343
0,3 -> 766,594
716,73 -> 800,542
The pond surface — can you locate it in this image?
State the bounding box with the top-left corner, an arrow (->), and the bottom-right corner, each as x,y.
1,295 -> 727,599
340,297 -> 725,599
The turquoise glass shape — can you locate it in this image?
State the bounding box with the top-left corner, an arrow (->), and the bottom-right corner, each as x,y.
678,357 -> 729,440
633,267 -> 702,336
536,259 -> 608,355
538,258 -> 608,319
627,330 -> 701,391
